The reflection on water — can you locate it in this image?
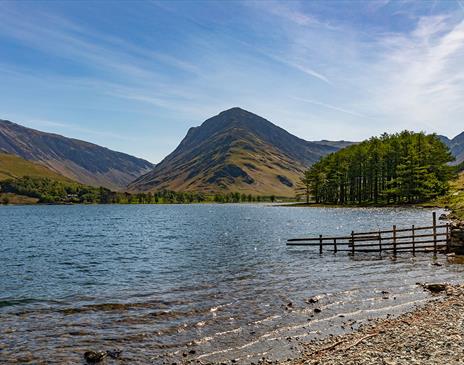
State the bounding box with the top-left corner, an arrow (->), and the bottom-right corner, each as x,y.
0,204 -> 461,364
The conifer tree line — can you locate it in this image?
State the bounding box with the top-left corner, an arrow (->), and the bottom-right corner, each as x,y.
299,131 -> 456,205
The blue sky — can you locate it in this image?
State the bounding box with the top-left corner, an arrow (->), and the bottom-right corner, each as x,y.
1,0 -> 464,163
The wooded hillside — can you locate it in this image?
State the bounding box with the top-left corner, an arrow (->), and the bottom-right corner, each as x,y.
300,131 -> 456,205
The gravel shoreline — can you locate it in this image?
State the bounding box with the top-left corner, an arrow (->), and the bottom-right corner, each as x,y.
69,283 -> 463,364
279,283 -> 464,365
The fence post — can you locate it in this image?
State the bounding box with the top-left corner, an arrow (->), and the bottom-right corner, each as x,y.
412,224 -> 415,256
351,231 -> 355,255
319,234 -> 323,254
393,225 -> 397,257
378,230 -> 382,254
333,238 -> 337,254
446,223 -> 450,253
433,212 -> 437,256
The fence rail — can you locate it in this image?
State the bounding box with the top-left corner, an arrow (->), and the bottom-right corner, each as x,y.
286,212 -> 450,256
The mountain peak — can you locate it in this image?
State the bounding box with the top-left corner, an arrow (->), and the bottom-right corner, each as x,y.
129,109 -> 350,195
215,107 -> 265,120
200,107 -> 279,136
219,107 -> 249,115
209,107 -> 262,125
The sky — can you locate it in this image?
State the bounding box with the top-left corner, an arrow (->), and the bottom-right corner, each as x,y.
1,0 -> 464,163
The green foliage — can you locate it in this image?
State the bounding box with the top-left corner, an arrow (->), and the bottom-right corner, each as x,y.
301,131 -> 456,205
0,176 -> 278,205
433,172 -> 464,220
296,170 -> 312,204
0,176 -> 100,203
457,161 -> 464,172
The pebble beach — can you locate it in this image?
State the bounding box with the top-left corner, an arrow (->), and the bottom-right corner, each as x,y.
281,283 -> 464,365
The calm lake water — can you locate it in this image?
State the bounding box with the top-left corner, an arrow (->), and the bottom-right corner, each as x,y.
0,204 -> 462,364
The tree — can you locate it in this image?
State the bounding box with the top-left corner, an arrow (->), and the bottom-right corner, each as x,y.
297,170 -> 312,203
298,131 -> 455,205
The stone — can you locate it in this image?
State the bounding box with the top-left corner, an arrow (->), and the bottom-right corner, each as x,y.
423,283 -> 448,293
84,351 -> 107,363
305,295 -> 321,304
107,349 -> 122,359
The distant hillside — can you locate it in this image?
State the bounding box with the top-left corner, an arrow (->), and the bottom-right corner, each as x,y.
0,153 -> 72,181
129,107 -> 352,196
440,132 -> 464,165
0,119 -> 153,190
310,140 -> 355,149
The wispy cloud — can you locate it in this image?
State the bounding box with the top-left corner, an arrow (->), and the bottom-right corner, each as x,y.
364,15 -> 464,132
10,117 -> 136,142
242,0 -> 338,84
292,96 -> 366,118
367,0 -> 391,12
248,1 -> 464,137
1,0 -> 464,161
269,55 -> 331,84
0,4 -> 200,85
260,1 -> 319,26
458,1 -> 464,12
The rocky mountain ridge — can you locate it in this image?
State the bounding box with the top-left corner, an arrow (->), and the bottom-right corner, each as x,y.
0,119 -> 153,190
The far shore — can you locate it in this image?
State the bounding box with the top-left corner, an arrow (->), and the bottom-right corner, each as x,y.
0,197 -> 448,212
280,201 -> 445,209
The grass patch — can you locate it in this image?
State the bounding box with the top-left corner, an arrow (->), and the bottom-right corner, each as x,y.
0,193 -> 39,205
434,172 -> 464,220
0,153 -> 71,182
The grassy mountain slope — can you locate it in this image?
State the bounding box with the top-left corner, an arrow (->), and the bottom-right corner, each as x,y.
0,153 -> 75,204
129,107 -> 351,196
0,153 -> 72,181
0,119 -> 153,190
434,171 -> 464,220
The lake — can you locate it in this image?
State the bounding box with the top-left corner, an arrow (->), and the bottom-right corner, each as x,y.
0,204 -> 462,364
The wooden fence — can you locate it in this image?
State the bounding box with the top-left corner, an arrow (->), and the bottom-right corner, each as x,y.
287,212 -> 450,256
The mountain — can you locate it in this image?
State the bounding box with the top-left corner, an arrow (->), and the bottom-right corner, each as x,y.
0,152 -> 73,182
129,107 -> 351,196
440,132 -> 464,165
310,140 -> 354,149
0,119 -> 153,190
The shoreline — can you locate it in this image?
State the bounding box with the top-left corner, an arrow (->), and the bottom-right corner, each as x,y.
277,283 -> 464,365
281,202 -> 444,209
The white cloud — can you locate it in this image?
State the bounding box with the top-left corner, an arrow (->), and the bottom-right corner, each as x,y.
292,96 -> 366,118
1,0 -> 464,158
363,15 -> 464,135
248,1 -> 464,138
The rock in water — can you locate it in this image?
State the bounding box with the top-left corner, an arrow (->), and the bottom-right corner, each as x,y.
84,351 -> 107,363
107,349 -> 122,359
439,213 -> 449,220
305,295 -> 321,304
423,283 -> 448,293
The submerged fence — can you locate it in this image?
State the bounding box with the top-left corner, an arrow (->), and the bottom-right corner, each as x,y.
287,212 -> 450,256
